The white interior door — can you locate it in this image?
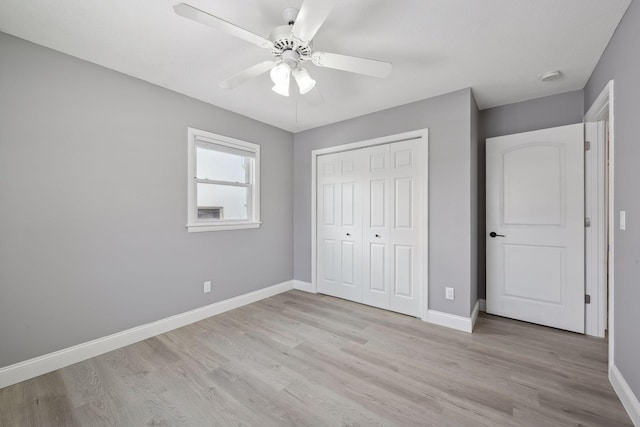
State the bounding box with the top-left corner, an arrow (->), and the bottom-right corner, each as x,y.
316,150 -> 362,302
486,124 -> 585,333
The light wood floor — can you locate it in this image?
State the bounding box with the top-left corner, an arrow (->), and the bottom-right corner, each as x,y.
0,290 -> 632,426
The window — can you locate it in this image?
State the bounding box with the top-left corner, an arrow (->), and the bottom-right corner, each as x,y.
187,127 -> 260,232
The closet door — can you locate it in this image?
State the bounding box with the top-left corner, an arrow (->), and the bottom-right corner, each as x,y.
316,140 -> 424,317
362,145 -> 392,310
388,140 -> 423,316
361,140 -> 423,316
316,150 -> 363,302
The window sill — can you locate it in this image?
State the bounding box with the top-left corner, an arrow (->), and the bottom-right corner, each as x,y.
186,221 -> 262,233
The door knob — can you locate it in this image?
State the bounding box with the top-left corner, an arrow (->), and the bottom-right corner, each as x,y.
375,234 -> 381,238
346,233 -> 351,237
489,232 -> 506,238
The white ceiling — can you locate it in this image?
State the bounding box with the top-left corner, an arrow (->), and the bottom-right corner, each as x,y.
0,0 -> 631,132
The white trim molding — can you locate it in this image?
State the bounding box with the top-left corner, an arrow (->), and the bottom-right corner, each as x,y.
0,280 -> 294,389
427,300 -> 479,334
584,121 -> 608,338
610,364 -> 640,426
292,280 -> 315,293
585,80 -> 614,122
584,80 -> 615,363
187,222 -> 262,232
186,127 -> 261,233
471,300 -> 480,330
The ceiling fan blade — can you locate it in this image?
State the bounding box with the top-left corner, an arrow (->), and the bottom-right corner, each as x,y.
219,61 -> 277,89
291,0 -> 338,43
173,3 -> 273,49
311,52 -> 392,78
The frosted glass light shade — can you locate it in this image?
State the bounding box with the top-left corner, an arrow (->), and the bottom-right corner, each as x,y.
270,62 -> 291,96
270,62 -> 291,84
293,67 -> 316,94
272,80 -> 290,96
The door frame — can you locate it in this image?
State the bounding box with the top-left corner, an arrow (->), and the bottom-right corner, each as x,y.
311,129 -> 430,319
584,81 -> 615,364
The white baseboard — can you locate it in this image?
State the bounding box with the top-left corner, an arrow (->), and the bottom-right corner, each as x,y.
471,300 -> 480,331
427,307 -> 475,333
610,364 -> 640,426
292,280 -> 315,293
479,298 -> 486,312
0,280 -> 294,390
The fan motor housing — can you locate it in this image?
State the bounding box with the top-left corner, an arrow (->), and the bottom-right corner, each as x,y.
269,25 -> 312,59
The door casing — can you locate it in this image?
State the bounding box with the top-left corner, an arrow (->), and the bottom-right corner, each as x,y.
584,80 -> 615,362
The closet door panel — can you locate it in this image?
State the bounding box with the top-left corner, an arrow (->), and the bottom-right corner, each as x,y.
389,140 -> 423,316
362,144 -> 391,310
341,182 -> 355,226
370,180 -> 386,227
369,243 -> 387,292
394,245 -> 413,298
337,151 -> 362,301
317,153 -> 342,298
317,150 -> 362,302
394,177 -> 413,229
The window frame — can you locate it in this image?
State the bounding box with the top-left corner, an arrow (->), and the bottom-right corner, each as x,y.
187,127 -> 261,232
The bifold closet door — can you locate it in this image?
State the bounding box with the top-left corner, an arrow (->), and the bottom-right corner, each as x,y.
317,140 -> 424,317
316,150 -> 363,302
362,140 -> 423,317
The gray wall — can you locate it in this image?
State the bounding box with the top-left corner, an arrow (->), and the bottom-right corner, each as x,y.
584,0 -> 640,398
477,90 -> 584,299
0,33 -> 294,368
294,88 -> 476,317
480,90 -> 585,140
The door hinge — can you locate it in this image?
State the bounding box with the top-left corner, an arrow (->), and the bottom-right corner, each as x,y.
585,141 -> 591,151
585,294 -> 591,304
585,218 -> 591,227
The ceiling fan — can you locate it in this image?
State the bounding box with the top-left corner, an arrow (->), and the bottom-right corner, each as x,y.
173,0 -> 392,97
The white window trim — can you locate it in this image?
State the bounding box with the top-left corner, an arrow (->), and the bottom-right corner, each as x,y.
186,127 -> 261,232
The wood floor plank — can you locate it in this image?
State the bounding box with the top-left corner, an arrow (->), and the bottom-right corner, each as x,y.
0,290 -> 632,426
0,372 -> 77,427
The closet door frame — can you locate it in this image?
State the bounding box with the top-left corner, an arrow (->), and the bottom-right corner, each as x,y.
311,129 -> 429,320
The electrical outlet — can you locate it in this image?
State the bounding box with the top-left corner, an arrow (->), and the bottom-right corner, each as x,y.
203,281 -> 211,294
445,287 -> 455,300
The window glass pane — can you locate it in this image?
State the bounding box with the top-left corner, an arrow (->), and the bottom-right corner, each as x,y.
197,183 -> 248,221
196,146 -> 249,183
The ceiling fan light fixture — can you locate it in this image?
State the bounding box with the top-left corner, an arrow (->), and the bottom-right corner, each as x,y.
174,0 -> 392,103
270,61 -> 292,96
272,77 -> 290,97
293,67 -> 316,94
272,81 -> 290,96
270,62 -> 291,85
